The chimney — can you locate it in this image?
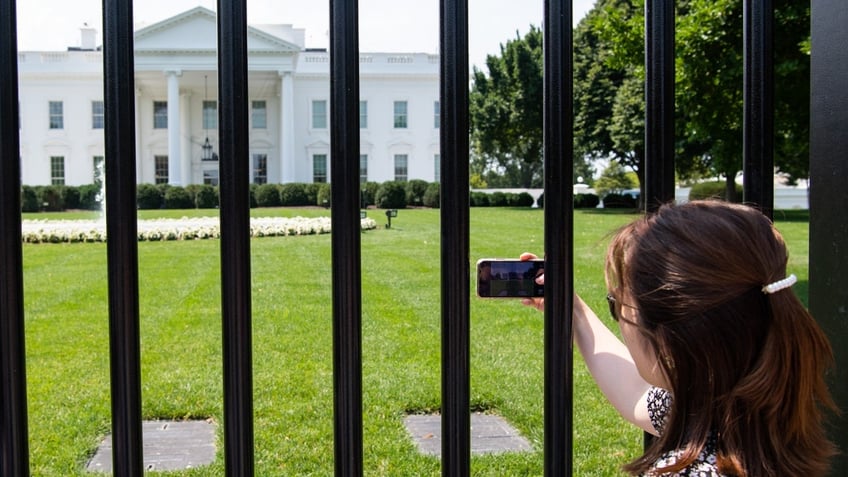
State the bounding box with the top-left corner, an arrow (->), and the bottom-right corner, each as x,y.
80,24 -> 97,51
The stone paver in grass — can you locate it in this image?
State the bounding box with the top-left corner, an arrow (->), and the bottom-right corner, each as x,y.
404,412 -> 532,456
86,420 -> 216,473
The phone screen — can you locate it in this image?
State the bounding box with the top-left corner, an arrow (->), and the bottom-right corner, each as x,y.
476,259 -> 544,298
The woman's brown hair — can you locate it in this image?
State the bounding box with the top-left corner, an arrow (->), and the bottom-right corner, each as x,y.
605,200 -> 838,476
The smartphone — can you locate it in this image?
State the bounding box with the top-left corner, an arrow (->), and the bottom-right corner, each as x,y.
476,258 -> 544,298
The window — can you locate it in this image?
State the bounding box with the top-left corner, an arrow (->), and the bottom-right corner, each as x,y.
153,101 -> 168,129
434,154 -> 440,182
359,154 -> 368,183
203,100 -> 217,130
92,101 -> 104,129
203,169 -> 219,186
49,101 -> 63,129
359,101 -> 368,128
313,154 -> 328,183
434,101 -> 440,128
93,156 -> 104,186
154,155 -> 169,184
312,100 -> 327,129
393,101 -> 408,128
394,154 -> 408,181
50,156 -> 65,185
253,154 -> 267,184
252,101 -> 267,129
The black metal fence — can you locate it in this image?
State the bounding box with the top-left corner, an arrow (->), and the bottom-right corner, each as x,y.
1,0 -> 846,476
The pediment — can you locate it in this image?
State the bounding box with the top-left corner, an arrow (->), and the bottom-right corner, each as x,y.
134,6 -> 302,53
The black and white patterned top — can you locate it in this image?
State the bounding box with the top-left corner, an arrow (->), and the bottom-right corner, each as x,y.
643,387 -> 723,477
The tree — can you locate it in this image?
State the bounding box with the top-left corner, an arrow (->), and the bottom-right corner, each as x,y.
470,26 -> 594,188
594,160 -> 637,197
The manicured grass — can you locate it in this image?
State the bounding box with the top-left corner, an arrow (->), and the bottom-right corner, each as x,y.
21,208 -> 808,476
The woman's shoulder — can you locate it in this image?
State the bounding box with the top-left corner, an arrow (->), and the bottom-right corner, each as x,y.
647,387 -> 673,434
646,447 -> 722,476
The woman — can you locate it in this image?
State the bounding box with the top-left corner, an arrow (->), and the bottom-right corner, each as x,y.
522,201 -> 837,476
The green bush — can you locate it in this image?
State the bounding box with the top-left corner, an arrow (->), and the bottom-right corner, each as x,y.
688,181 -> 743,202
184,184 -> 202,206
317,183 -> 331,207
38,185 -> 65,211
603,193 -> 638,209
194,184 -> 218,209
61,186 -> 81,210
279,183 -> 309,206
405,179 -> 429,207
375,181 -> 407,209
423,182 -> 440,208
255,184 -> 282,207
249,184 -> 259,208
470,191 -> 490,207
489,191 -> 508,207
21,186 -> 40,212
137,184 -> 163,209
536,193 -> 544,209
508,192 -> 535,207
361,182 -> 380,208
77,184 -> 102,210
304,183 -> 321,206
574,193 -> 600,209
164,186 -> 193,209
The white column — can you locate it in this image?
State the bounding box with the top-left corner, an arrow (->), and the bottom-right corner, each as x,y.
166,70 -> 182,185
280,71 -> 295,183
180,92 -> 192,184
135,88 -> 143,183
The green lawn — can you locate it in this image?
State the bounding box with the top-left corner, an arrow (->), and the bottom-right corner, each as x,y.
20,208 -> 808,476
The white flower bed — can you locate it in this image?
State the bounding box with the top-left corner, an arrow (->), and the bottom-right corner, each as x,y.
21,216 -> 378,244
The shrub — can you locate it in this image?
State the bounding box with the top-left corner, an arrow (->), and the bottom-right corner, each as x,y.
184,184 -> 202,206
249,184 -> 258,208
508,192 -> 535,207
689,181 -> 743,202
317,183 -> 331,207
39,185 -> 65,211
77,184 -> 102,210
536,193 -> 544,209
61,186 -> 81,210
423,182 -> 440,208
21,186 -> 40,212
304,183 -> 321,206
489,191 -> 508,207
360,182 -> 380,208
405,179 -> 430,207
195,184 -> 218,209
603,193 -> 638,209
255,183 -> 282,207
574,193 -> 600,209
137,183 -> 163,209
375,181 -> 407,209
164,186 -> 193,209
279,183 -> 309,206
470,191 -> 490,207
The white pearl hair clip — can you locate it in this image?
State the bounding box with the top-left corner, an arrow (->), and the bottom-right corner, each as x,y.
762,274 -> 797,294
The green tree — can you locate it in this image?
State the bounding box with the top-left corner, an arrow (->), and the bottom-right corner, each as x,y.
470,25 -> 594,188
594,160 -> 637,197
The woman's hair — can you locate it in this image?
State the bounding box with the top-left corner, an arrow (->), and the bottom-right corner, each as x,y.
604,200 -> 837,477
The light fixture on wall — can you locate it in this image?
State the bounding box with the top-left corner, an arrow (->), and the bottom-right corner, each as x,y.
201,75 -> 215,161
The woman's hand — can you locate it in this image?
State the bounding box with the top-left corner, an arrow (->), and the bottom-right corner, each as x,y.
519,252 -> 545,311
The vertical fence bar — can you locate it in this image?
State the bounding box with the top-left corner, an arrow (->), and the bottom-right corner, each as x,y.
0,0 -> 29,474
102,0 -> 144,474
329,0 -> 364,474
217,1 -> 254,475
810,2 -> 848,474
742,0 -> 774,219
644,0 -> 676,212
542,0 -> 574,475
439,0 -> 471,474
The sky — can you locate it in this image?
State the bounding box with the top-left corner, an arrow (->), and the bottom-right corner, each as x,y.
16,0 -> 595,69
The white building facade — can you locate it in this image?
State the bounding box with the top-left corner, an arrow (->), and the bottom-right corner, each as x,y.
18,6 -> 441,187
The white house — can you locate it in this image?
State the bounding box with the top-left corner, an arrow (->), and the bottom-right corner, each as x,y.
17,6 -> 441,187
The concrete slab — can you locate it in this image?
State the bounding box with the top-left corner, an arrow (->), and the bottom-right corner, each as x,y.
404,413 -> 532,456
86,420 -> 216,473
